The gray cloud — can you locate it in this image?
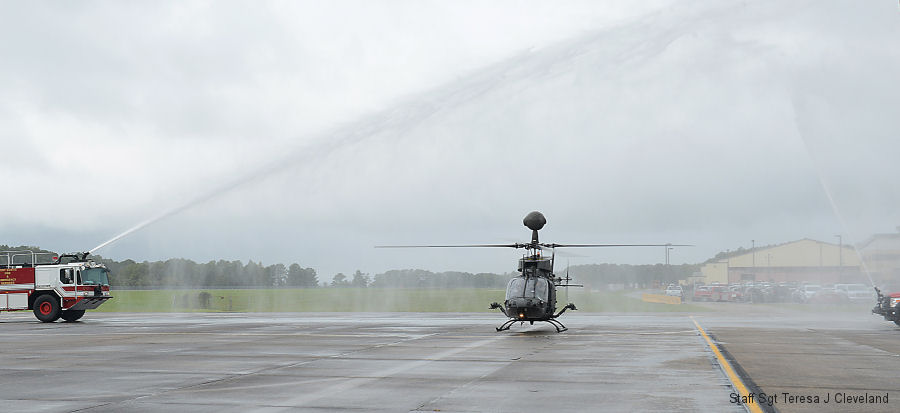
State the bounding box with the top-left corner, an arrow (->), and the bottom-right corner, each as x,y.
2,0 -> 898,278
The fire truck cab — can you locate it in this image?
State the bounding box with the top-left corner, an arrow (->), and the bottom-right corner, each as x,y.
1,250 -> 112,322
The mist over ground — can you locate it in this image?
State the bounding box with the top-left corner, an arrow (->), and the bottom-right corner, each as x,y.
2,1 -> 898,278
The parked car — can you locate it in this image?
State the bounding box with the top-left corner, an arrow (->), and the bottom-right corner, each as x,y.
693,286 -> 711,301
809,287 -> 849,304
834,283 -> 875,302
742,283 -> 769,303
769,283 -> 795,302
727,285 -> 743,301
665,284 -> 684,298
709,285 -> 729,302
792,284 -> 821,303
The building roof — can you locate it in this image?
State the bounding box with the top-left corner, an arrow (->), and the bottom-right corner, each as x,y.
714,238 -> 858,268
858,228 -> 900,251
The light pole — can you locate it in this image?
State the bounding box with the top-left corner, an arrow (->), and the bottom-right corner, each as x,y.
751,239 -> 756,268
835,234 -> 843,280
665,245 -> 674,287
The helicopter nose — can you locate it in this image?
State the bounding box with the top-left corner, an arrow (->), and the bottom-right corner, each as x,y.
507,297 -> 543,319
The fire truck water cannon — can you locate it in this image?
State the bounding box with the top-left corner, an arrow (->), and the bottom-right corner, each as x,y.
872,287 -> 900,326
0,250 -> 113,322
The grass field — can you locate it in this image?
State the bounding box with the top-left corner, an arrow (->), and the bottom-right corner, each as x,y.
95,288 -> 710,313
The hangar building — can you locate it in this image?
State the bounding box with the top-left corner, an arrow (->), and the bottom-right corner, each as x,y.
701,239 -> 861,285
857,228 -> 900,286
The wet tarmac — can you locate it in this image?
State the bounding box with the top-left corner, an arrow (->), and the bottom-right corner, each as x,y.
695,304 -> 900,413
0,308 -> 897,412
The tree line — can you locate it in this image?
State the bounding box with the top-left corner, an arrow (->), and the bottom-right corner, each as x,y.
369,269 -> 512,289
568,263 -> 700,288
3,245 -> 699,289
97,257 -> 320,288
1,245 -> 319,288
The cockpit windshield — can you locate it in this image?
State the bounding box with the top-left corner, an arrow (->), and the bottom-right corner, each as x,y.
81,268 -> 109,286
505,277 -> 549,301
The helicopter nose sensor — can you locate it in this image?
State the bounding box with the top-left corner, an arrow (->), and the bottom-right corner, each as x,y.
523,211 -> 546,231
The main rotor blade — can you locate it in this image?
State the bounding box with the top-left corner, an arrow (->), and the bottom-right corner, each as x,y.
551,249 -> 589,258
377,243 -> 693,249
375,244 -> 524,249
541,243 -> 693,248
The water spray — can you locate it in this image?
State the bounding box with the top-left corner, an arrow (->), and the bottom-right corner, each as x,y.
792,96 -> 877,290
90,17 -> 686,254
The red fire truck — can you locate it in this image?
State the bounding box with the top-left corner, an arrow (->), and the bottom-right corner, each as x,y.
1,250 -> 112,322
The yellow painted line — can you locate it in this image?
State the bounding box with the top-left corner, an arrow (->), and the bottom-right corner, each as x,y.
691,316 -> 763,413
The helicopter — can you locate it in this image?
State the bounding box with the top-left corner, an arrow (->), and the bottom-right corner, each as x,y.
378,211 -> 687,332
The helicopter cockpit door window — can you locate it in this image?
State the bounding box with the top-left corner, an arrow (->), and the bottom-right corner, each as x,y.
506,278 -> 525,300
533,278 -> 548,301
506,277 -> 549,301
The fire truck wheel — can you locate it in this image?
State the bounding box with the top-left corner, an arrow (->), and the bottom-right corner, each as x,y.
33,295 -> 61,322
61,310 -> 86,322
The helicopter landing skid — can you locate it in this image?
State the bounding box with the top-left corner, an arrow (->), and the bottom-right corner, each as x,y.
496,319 -> 517,332
495,318 -> 568,333
546,318 -> 568,333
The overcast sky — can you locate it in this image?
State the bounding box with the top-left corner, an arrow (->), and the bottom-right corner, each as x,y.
2,0 -> 899,279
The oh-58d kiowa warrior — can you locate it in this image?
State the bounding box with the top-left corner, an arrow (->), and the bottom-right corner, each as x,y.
379,211 -> 688,332
0,250 -> 112,322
